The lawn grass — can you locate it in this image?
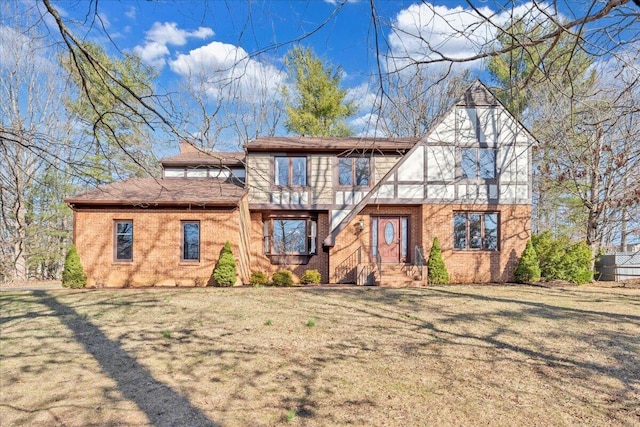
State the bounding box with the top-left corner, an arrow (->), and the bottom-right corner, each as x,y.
1,285 -> 639,426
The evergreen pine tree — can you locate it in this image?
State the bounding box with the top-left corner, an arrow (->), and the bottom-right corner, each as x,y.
212,241 -> 237,286
62,245 -> 87,288
514,239 -> 541,283
427,237 -> 449,285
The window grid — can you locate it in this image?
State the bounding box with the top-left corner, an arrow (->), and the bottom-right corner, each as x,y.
275,157 -> 307,187
338,157 -> 370,187
453,212 -> 499,251
264,217 -> 317,255
461,148 -> 495,179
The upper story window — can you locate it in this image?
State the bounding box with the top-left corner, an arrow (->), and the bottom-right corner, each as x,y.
338,157 -> 370,187
114,220 -> 133,261
275,157 -> 307,186
164,167 -> 245,182
461,148 -> 495,179
181,221 -> 200,262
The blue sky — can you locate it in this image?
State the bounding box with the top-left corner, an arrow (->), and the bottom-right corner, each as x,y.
34,0 -> 632,152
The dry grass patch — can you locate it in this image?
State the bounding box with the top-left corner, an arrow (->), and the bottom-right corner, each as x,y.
1,285 -> 639,426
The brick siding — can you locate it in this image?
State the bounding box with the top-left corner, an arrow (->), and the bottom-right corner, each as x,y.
73,208 -> 241,287
329,203 -> 530,283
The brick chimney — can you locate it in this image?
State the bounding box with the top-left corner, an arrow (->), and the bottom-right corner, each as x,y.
179,140 -> 199,153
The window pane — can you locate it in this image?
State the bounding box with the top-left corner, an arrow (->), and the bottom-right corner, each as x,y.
263,221 -> 270,254
453,214 -> 467,249
291,157 -> 306,186
484,213 -> 498,250
479,149 -> 495,179
355,158 -> 370,186
309,221 -> 317,254
115,221 -> 133,260
461,148 -> 477,178
182,222 -> 200,260
400,217 -> 407,259
371,218 -> 378,256
338,158 -> 352,185
272,219 -> 306,254
469,214 -> 482,249
275,157 -> 289,185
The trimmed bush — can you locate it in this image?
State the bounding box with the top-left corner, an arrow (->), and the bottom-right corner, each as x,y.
514,239 -> 541,283
427,237 -> 449,285
300,269 -> 321,285
249,271 -> 269,286
62,245 -> 87,289
272,270 -> 294,287
212,241 -> 237,286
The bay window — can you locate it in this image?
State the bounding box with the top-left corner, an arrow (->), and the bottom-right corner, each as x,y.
264,216 -> 317,255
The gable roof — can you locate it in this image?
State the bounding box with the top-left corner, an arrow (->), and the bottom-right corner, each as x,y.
323,80 -> 536,247
65,177 -> 246,208
245,137 -> 417,153
160,151 -> 245,168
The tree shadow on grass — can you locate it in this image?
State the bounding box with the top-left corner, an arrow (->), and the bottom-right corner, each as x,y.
33,291 -> 218,427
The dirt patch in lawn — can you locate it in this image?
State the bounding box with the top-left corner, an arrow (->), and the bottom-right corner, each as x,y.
1,285 -> 639,426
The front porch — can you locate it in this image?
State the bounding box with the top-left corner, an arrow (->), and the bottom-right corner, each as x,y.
330,206 -> 427,286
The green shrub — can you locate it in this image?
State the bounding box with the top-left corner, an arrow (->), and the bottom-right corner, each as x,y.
62,245 -> 87,289
427,237 -> 449,285
514,239 -> 541,283
565,241 -> 593,284
249,271 -> 269,286
212,241 -> 237,286
272,270 -> 294,287
532,232 -> 566,280
300,269 -> 321,285
532,232 -> 593,284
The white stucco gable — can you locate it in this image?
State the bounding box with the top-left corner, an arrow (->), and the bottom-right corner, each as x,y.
324,80 -> 536,247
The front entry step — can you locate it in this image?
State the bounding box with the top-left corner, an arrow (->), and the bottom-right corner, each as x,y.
375,264 -> 425,287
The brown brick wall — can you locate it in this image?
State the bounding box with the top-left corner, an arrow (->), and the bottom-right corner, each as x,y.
329,203 -> 530,283
248,212 -> 330,283
329,205 -> 421,282
421,204 -> 530,283
73,208 -> 241,287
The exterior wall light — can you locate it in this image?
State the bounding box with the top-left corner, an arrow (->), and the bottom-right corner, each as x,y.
358,218 -> 365,232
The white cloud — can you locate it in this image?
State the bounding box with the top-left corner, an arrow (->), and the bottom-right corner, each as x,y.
169,41 -> 285,104
346,82 -> 377,112
125,6 -> 136,19
134,22 -> 214,68
97,12 -> 110,29
386,2 -> 558,72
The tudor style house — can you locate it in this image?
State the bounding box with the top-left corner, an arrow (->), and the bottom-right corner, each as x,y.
66,81 -> 534,287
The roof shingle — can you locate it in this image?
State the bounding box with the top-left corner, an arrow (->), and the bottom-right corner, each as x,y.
245,137 -> 417,152
66,178 -> 245,207
160,151 -> 245,167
